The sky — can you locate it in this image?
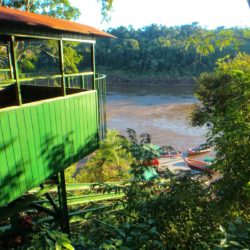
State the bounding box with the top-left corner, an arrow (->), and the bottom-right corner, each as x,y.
71,0 -> 250,30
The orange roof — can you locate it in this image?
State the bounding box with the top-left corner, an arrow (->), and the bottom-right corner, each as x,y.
0,6 -> 115,38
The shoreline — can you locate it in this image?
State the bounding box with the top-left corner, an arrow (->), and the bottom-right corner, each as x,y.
105,73 -> 196,87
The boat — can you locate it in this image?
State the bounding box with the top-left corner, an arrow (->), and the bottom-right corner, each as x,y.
184,157 -> 215,174
159,146 -> 181,159
188,143 -> 211,156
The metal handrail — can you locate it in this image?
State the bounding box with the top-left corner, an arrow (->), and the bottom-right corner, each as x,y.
95,73 -> 107,139
0,71 -> 107,140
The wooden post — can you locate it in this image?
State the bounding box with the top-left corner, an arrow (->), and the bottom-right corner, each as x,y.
57,171 -> 70,236
58,40 -> 66,96
103,76 -> 107,137
10,36 -> 22,105
7,42 -> 14,80
91,43 -> 96,90
80,75 -> 85,89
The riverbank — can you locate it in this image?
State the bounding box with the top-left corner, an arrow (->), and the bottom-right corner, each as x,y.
103,70 -> 196,86
106,84 -> 206,151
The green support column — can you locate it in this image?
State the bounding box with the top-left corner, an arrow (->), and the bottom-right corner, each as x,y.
10,36 -> 22,105
57,171 -> 70,236
7,42 -> 14,79
103,76 -> 107,137
80,75 -> 85,89
91,43 -> 96,90
58,40 -> 66,96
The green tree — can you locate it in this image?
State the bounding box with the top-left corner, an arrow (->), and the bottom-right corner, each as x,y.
76,130 -> 133,182
0,1 -> 85,75
0,0 -> 80,20
97,0 -> 114,21
191,53 -> 250,203
97,24 -> 250,76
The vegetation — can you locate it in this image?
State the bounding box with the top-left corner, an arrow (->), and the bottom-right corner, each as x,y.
75,130 -> 133,183
96,24 -> 250,79
0,1 -> 250,249
191,53 -> 250,204
4,124 -> 247,249
0,0 -> 114,21
0,0 -> 90,78
65,127 -> 249,249
0,0 -> 80,20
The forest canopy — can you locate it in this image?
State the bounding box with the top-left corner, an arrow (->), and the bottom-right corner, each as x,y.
96,23 -> 250,77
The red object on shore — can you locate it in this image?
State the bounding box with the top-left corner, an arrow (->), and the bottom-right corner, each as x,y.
184,157 -> 215,174
142,158 -> 159,166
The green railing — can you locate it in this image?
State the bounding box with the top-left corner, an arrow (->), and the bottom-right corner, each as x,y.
17,72 -> 94,89
18,72 -> 107,138
0,70 -> 107,140
95,73 -> 107,140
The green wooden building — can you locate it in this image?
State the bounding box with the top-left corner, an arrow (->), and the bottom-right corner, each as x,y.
0,6 -> 114,215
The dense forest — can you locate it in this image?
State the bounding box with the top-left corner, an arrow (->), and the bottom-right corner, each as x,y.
1,23 -> 250,83
96,23 -> 250,78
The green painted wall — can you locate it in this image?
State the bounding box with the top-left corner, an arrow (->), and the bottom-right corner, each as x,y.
0,91 -> 99,207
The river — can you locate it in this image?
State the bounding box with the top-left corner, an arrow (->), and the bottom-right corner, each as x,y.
106,84 -> 207,151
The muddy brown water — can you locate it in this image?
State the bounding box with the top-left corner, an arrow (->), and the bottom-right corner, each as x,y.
106,84 -> 207,152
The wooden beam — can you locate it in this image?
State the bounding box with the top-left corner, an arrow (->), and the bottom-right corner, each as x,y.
57,171 -> 70,236
91,43 -> 96,90
0,26 -> 96,43
7,42 -> 14,80
10,36 -> 22,105
58,40 -> 66,96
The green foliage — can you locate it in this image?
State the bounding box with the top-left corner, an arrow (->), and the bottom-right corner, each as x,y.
96,24 -> 250,77
97,0 -> 114,22
125,128 -> 160,180
76,130 -> 133,183
45,230 -> 74,250
0,1 -> 83,76
17,41 -> 40,73
66,129 -> 220,249
7,127 -> 249,249
64,164 -> 77,184
217,218 -> 250,249
191,53 -> 250,204
0,45 -> 8,68
0,0 -> 80,20
63,42 -> 83,74
69,177 -> 223,249
186,28 -> 242,56
69,128 -> 249,249
16,40 -> 84,76
25,229 -> 74,250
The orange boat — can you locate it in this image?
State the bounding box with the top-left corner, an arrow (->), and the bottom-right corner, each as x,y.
184,157 -> 215,174
188,143 -> 211,156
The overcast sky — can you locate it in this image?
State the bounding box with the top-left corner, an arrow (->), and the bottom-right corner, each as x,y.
71,0 -> 250,30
